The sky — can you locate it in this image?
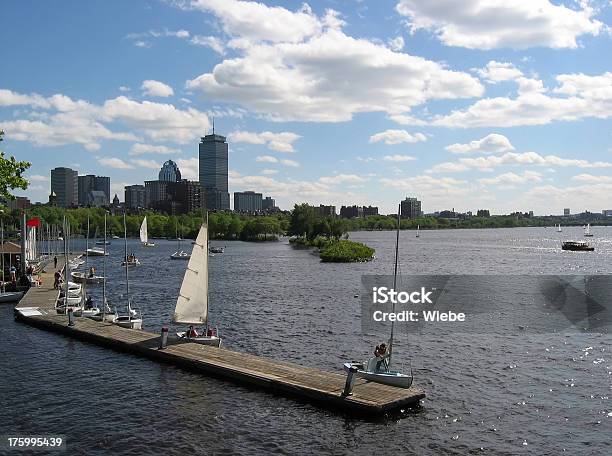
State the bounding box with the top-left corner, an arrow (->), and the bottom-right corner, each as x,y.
1,0 -> 611,215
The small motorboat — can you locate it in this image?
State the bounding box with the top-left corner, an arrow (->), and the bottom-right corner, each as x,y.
209,246 -> 225,254
170,250 -> 190,260
71,271 -> 105,284
562,241 -> 594,251
121,254 -> 141,266
111,235 -> 120,239
85,248 -> 108,256
95,240 -> 111,245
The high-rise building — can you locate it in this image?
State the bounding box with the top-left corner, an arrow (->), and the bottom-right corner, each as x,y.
262,196 -> 276,212
78,174 -> 110,206
317,205 -> 336,217
144,180 -> 169,208
362,205 -> 379,217
199,132 -> 230,210
166,180 -> 204,214
340,205 -> 363,218
400,197 -> 422,219
51,167 -> 78,207
158,160 -> 182,182
125,185 -> 146,210
234,191 -> 262,213
564,208 -> 570,216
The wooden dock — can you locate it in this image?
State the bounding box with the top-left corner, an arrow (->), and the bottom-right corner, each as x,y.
14,261 -> 425,415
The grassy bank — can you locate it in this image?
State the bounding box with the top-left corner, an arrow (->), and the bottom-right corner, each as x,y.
290,236 -> 374,263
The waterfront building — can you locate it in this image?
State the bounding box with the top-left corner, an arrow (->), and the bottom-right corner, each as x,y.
78,174 -> 110,206
262,196 -> 276,211
0,196 -> 30,210
400,197 -> 421,219
166,180 -> 204,214
340,205 -> 363,218
234,191 -> 263,213
362,205 -> 379,217
603,210 -> 612,217
125,184 -> 146,210
50,167 -> 78,207
317,205 -> 336,217
199,131 -> 230,210
144,180 -> 169,208
159,160 -> 182,182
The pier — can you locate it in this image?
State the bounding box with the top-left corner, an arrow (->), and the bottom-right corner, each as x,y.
15,263 -> 425,415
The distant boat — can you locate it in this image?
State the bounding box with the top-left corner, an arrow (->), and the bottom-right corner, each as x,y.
95,240 -> 111,245
121,253 -> 141,267
557,224 -> 562,233
415,225 -> 420,238
140,216 -> 155,247
171,223 -> 190,260
174,216 -> 221,347
209,246 -> 225,254
562,241 -> 594,251
111,235 -> 120,240
584,224 -> 593,237
85,247 -> 107,256
113,214 -> 142,330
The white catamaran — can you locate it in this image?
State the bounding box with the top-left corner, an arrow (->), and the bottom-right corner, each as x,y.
140,216 -> 155,247
343,204 -> 413,389
173,217 -> 221,346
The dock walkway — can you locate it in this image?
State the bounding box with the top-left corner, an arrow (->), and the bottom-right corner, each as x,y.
15,260 -> 425,415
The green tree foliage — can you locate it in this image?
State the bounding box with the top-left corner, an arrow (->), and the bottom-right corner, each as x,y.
0,130 -> 31,200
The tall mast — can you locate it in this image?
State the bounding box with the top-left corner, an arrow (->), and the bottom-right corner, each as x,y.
1,215 -> 5,293
63,216 -> 69,310
123,212 -> 130,313
84,217 -> 89,302
388,203 -> 401,369
205,211 -> 209,328
102,212 -> 107,320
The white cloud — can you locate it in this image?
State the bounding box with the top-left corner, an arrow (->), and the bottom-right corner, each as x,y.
97,157 -> 134,169
429,151 -> 612,173
396,0 -> 603,49
176,157 -> 199,180
404,72 -> 612,128
388,36 -> 405,51
134,41 -> 151,48
369,129 -> 427,145
255,155 -> 278,163
476,61 -> 523,83
228,130 -> 301,152
27,174 -> 49,182
130,158 -> 162,169
445,133 -> 514,154
129,143 -> 180,155
260,169 -> 278,175
119,86 -> 130,92
383,154 -> 417,162
319,174 -> 366,185
184,1 -> 483,122
478,171 -> 542,186
190,35 -> 225,54
570,173 -> 612,183
280,158 -> 299,167
141,80 -> 174,97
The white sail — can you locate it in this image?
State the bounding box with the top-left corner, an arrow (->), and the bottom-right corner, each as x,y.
173,222 -> 208,325
585,224 -> 590,234
140,217 -> 148,244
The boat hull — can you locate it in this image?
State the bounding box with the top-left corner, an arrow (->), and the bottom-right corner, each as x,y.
114,317 -> 142,330
176,332 -> 222,347
0,291 -> 24,303
343,362 -> 413,389
170,253 -> 190,260
71,272 -> 105,284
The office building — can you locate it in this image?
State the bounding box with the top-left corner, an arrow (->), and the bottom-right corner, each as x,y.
262,196 -> 277,212
144,180 -> 169,208
603,210 -> 612,217
166,180 -> 204,214
362,205 -> 378,217
199,132 -> 230,210
78,174 -> 110,206
234,191 -> 263,213
564,208 -> 570,216
1,196 -> 30,210
125,185 -> 146,210
159,160 -> 182,182
340,205 -> 363,218
51,167 -> 78,207
400,197 -> 422,219
317,205 -> 336,217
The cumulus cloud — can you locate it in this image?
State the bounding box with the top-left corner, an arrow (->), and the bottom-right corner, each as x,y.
228,130 -> 301,152
388,36 -> 405,51
369,129 -> 427,145
570,173 -> 612,183
429,151 -> 612,173
0,89 -> 210,149
141,80 -> 174,97
190,35 -> 225,53
129,143 -> 180,155
478,171 -> 542,186
445,133 -> 514,154
27,174 -> 49,182
183,1 -> 482,122
176,157 -> 199,180
319,174 -> 367,185
255,155 -> 278,163
476,61 -> 524,83
383,154 -> 417,162
395,0 -> 603,49
97,157 -> 134,169
130,158 -> 162,169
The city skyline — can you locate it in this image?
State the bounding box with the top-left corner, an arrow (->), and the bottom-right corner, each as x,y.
1,1 -> 612,215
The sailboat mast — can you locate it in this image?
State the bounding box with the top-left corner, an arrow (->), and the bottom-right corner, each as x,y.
123,213 -> 130,313
388,203 -> 401,368
84,217 -> 89,301
1,217 -> 5,293
205,211 -> 209,328
102,212 -> 107,320
63,216 -> 69,308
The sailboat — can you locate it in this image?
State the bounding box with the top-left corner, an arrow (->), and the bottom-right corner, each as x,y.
173,216 -> 221,346
557,224 -> 562,233
170,223 -> 190,260
343,204 -> 413,389
72,217 -> 105,284
56,217 -> 83,315
88,213 -> 115,322
113,213 -> 143,330
140,216 -> 155,247
416,225 -> 420,238
0,217 -> 24,303
584,223 -> 593,237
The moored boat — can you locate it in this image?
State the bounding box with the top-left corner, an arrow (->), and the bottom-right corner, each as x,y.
562,240 -> 594,251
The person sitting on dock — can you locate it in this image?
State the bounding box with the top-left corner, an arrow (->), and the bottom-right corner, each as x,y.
375,343 -> 389,372
187,325 -> 198,338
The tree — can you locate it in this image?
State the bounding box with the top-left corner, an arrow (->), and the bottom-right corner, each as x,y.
289,203 -> 317,239
0,130 -> 31,200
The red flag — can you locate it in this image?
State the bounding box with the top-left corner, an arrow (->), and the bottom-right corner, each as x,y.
26,217 -> 41,227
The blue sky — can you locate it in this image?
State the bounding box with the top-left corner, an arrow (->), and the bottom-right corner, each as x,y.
1,0 -> 611,214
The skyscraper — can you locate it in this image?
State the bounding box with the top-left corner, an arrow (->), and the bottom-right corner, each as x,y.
400,197 -> 422,219
125,184 -> 146,210
199,131 -> 229,210
158,160 -> 182,182
78,174 -> 110,206
51,167 -> 78,208
234,191 -> 262,213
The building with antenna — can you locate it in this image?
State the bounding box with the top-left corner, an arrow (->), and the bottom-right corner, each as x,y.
199,120 -> 230,211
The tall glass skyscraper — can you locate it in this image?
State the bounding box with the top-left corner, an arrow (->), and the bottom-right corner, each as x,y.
199,133 -> 230,210
158,160 -> 182,182
51,167 -> 78,208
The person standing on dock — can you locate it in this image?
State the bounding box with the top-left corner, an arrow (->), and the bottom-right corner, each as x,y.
54,271 -> 60,289
54,256 -> 57,269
